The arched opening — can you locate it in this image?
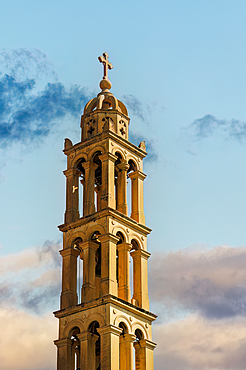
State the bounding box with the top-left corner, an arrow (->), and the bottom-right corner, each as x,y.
135,329 -> 144,341
134,329 -> 144,370
114,152 -> 122,210
93,151 -> 102,212
119,322 -> 134,370
116,231 -> 124,284
71,327 -> 80,370
91,231 -> 101,298
130,239 -> 140,306
73,238 -> 83,304
127,159 -> 137,218
77,158 -> 86,218
88,321 -> 100,370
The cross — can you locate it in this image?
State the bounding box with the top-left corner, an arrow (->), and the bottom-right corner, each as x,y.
120,127 -> 126,136
88,125 -> 95,135
98,52 -> 113,80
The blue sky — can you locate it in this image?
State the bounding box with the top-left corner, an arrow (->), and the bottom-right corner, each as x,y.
1,1 -> 246,369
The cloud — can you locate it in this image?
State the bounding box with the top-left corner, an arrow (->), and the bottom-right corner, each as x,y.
0,49 -> 92,148
149,245 -> 246,320
0,308 -> 56,370
188,114 -> 246,140
129,132 -> 158,162
154,314 -> 246,370
0,240 -> 61,314
122,94 -> 146,122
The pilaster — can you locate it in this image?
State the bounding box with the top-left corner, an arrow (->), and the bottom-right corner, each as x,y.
83,161 -> 97,216
128,170 -> 146,225
99,153 -> 117,209
134,339 -> 157,370
117,242 -> 132,302
119,334 -> 136,370
97,325 -> 122,370
81,240 -> 99,302
64,168 -> 80,223
130,249 -> 151,310
117,162 -> 129,215
60,247 -> 80,309
99,233 -> 119,296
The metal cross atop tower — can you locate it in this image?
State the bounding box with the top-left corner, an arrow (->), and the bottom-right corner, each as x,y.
98,52 -> 113,80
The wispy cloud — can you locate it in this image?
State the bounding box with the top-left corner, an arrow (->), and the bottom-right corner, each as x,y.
0,49 -> 92,148
122,94 -> 146,122
129,132 -> 158,162
0,240 -> 61,314
188,114 -> 246,140
0,308 -> 56,370
154,314 -> 246,370
149,245 -> 246,320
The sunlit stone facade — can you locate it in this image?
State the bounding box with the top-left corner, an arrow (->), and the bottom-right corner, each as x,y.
54,53 -> 157,370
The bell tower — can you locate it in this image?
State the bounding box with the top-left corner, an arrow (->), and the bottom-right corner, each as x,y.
54,53 -> 157,370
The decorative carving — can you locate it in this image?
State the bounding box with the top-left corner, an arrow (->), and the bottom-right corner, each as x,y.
64,138 -> 73,150
87,125 -> 95,136
120,127 -> 126,136
138,140 -> 146,151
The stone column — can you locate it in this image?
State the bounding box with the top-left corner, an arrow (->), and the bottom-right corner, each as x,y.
83,161 -> 97,216
119,334 -> 136,370
128,170 -> 146,225
117,242 -> 132,302
117,162 -> 129,215
64,168 -> 80,223
81,241 -> 99,302
54,338 -> 72,370
99,153 -> 117,210
77,332 -> 99,370
97,325 -> 122,370
60,247 -> 79,309
80,178 -> 85,217
95,184 -> 102,212
134,339 -> 156,370
99,234 -> 119,297
130,249 -> 151,310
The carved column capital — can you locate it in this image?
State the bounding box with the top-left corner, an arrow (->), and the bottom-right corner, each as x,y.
99,152 -> 117,163
128,170 -> 146,181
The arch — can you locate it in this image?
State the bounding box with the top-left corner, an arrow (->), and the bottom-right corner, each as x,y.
84,98 -> 97,114
112,226 -> 128,243
119,322 -> 128,334
84,313 -> 106,331
131,238 -> 141,251
127,158 -> 139,173
132,322 -> 148,339
114,315 -> 132,333
83,224 -> 106,242
112,147 -> 126,161
72,237 -> 83,250
71,153 -> 88,168
118,100 -> 128,116
66,229 -> 86,249
70,326 -> 80,337
88,146 -> 106,162
116,231 -> 125,244
64,320 -> 85,338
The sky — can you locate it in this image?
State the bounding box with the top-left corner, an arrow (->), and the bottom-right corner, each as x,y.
1,0 -> 246,369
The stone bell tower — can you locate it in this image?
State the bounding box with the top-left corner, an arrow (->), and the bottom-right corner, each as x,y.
54,53 -> 157,370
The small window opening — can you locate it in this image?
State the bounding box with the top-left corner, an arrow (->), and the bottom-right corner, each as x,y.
91,232 -> 101,278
